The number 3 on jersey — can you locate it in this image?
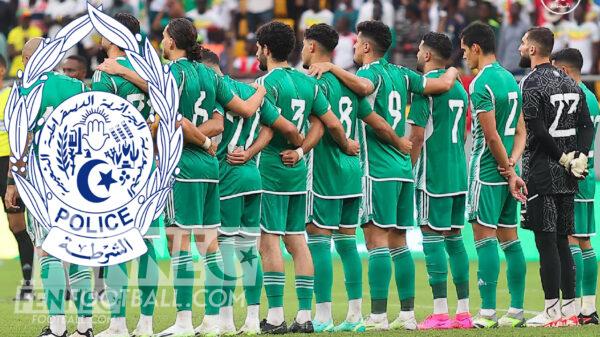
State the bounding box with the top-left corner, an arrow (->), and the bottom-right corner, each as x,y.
193,91 -> 209,125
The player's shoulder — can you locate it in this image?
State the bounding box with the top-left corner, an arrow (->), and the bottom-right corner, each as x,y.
47,71 -> 83,86
469,65 -> 494,93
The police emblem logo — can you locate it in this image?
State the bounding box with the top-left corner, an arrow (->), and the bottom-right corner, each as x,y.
541,0 -> 581,15
5,4 -> 183,266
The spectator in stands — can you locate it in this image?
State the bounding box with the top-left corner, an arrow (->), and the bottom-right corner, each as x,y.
151,0 -> 186,39
477,0 -> 500,35
230,33 -> 261,78
299,0 -> 334,33
187,0 -> 218,41
437,0 -> 466,66
61,54 -> 87,81
557,2 -> 600,74
397,3 -> 430,70
45,0 -> 85,37
497,1 -> 529,74
333,0 -> 359,32
204,26 -> 228,67
7,9 -> 41,77
358,0 -> 395,27
106,0 -> 135,17
0,0 -> 17,38
245,0 -> 273,33
332,15 -> 356,71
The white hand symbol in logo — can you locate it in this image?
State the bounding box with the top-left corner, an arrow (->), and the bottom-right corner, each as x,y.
83,119 -> 109,151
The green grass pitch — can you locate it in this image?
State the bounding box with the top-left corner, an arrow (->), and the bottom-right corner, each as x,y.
1,258 -> 599,337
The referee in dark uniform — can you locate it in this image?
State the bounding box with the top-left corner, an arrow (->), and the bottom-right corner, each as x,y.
511,27 -> 595,327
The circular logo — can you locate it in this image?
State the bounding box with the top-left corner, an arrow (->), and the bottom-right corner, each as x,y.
541,0 -> 581,15
37,91 -> 153,215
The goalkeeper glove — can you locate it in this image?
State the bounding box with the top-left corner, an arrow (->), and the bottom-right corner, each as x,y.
570,152 -> 589,179
559,152 -> 576,171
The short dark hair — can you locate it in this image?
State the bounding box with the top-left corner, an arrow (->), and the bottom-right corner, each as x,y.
66,54 -> 87,68
460,22 -> 496,54
550,48 -> 583,72
200,47 -> 220,65
422,32 -> 452,61
0,54 -> 6,69
356,20 -> 391,55
114,12 -> 140,35
304,23 -> 338,53
256,21 -> 296,62
526,27 -> 554,57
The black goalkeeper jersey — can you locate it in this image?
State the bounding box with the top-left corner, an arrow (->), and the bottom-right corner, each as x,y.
520,63 -> 592,195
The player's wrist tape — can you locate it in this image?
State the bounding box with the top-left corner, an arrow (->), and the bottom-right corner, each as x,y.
7,177 -> 15,185
295,147 -> 304,158
201,137 -> 212,150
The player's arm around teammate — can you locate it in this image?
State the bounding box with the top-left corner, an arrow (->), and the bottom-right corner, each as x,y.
97,52 -> 268,119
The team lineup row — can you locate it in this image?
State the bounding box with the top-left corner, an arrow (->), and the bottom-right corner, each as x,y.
7,11 -> 599,337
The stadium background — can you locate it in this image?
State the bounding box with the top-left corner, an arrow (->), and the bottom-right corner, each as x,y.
1,0 -> 600,261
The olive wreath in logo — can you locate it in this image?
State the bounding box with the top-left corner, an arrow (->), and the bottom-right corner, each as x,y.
5,3 -> 183,265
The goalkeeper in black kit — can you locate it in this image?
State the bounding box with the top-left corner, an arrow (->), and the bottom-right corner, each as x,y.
510,27 -> 595,327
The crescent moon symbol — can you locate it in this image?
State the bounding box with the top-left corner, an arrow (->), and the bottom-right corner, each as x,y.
76,159 -> 109,203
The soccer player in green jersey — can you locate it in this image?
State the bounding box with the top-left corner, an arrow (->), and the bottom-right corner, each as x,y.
460,22 -> 527,328
91,14 -> 159,337
5,38 -> 92,337
199,49 -> 304,335
98,19 -> 269,337
301,23 -> 412,333
254,21 -> 358,334
551,48 -> 600,324
408,32 -> 471,330
308,20 -> 459,330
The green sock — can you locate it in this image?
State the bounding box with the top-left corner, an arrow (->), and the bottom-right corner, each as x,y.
296,275 -> 314,310
368,247 -> 391,314
219,237 -> 237,307
172,250 -> 194,312
475,237 -> 499,310
205,251 -> 225,315
105,263 -> 128,317
582,248 -> 597,296
570,244 -> 583,298
138,239 -> 159,316
68,264 -> 93,317
445,234 -> 469,300
308,234 -> 332,304
40,256 -> 66,316
422,233 -> 447,299
500,240 -> 526,310
391,246 -> 415,311
235,237 -> 262,306
264,272 -> 285,309
333,233 -> 362,300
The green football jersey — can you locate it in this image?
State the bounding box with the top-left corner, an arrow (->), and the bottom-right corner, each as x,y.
409,69 -> 468,196
217,75 -> 280,198
468,62 -> 522,185
21,72 -> 87,135
256,67 -> 330,193
577,82 -> 600,200
313,72 -> 371,198
356,58 -> 426,181
92,57 -> 152,120
170,58 -> 234,181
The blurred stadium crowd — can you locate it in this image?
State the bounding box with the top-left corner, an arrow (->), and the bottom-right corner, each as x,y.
0,0 -> 599,80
